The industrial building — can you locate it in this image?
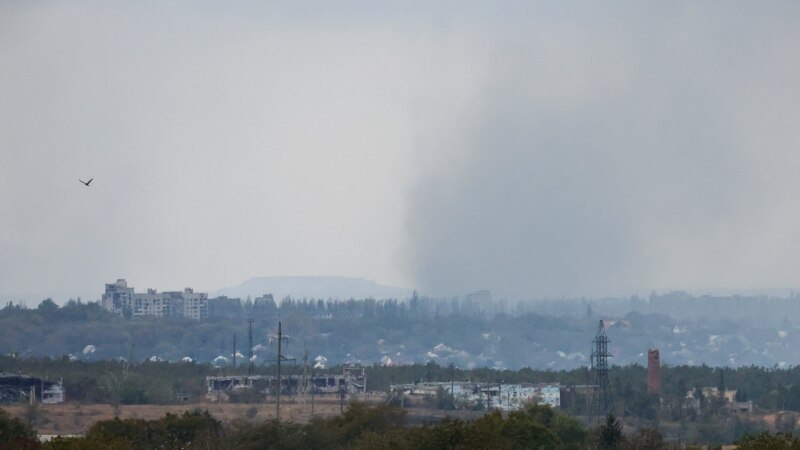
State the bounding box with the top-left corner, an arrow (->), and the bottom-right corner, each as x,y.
101,279 -> 208,320
206,367 -> 367,399
389,382 -> 560,411
0,373 -> 64,404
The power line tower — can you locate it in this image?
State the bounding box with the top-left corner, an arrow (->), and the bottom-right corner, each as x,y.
269,321 -> 294,421
247,317 -> 254,375
591,320 -> 612,417
232,333 -> 237,369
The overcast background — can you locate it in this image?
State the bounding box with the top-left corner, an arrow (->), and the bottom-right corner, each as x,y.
1,2 -> 798,302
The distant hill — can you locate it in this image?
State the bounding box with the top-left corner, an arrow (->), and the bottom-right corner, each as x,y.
212,276 -> 413,300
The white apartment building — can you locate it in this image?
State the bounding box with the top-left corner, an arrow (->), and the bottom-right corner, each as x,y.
102,279 -> 208,320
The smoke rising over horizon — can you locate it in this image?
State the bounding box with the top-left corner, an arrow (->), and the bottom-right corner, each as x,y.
1,3 -> 799,302
403,3 -> 800,299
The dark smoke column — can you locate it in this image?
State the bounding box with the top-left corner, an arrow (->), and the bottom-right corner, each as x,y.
647,349 -> 661,395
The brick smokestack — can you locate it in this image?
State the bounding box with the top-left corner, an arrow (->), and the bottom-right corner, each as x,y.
647,349 -> 660,395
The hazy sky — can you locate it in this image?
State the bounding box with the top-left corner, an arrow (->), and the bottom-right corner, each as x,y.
1,2 -> 799,302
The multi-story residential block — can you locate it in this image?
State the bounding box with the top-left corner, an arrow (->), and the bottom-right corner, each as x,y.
101,279 -> 208,320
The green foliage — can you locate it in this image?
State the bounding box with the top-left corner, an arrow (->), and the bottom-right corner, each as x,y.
0,408 -> 38,450
594,414 -> 625,449
78,409 -> 223,450
4,295 -> 784,375
737,431 -> 800,449
43,435 -> 133,450
621,428 -> 667,450
232,403 -> 585,450
37,299 -> 59,317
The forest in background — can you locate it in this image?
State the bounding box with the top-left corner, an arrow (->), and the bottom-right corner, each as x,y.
1,293 -> 799,369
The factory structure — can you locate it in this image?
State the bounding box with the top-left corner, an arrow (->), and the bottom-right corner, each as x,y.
389,382 -> 560,411
101,279 -> 208,320
0,373 -> 64,404
206,366 -> 367,399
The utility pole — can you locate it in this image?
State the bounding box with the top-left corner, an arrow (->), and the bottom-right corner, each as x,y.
276,322 -> 284,421
340,385 -> 345,414
450,363 -> 455,410
232,333 -> 237,369
302,343 -> 309,401
247,317 -> 254,375
269,321 -> 293,421
305,343 -> 315,417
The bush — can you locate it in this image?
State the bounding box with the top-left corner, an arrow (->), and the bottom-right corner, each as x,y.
0,408 -> 39,450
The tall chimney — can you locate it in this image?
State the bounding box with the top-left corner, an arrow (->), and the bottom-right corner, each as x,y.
647,349 -> 661,395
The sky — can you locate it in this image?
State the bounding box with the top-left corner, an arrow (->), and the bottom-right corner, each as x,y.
1,2 -> 799,302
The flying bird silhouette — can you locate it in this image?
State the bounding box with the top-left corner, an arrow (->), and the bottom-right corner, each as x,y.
79,178 -> 93,186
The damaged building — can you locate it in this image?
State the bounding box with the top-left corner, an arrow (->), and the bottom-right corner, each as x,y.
389,382 -> 560,411
0,373 -> 64,404
101,279 -> 208,320
206,366 -> 366,399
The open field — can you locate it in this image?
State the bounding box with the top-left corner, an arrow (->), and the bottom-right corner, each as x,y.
2,399 -> 349,435
2,399 -> 769,448
1,398 -> 492,436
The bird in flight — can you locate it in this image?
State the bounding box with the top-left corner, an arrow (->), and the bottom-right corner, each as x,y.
79,178 -> 93,187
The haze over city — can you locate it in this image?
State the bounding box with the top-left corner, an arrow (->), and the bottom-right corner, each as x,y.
1,2 -> 798,302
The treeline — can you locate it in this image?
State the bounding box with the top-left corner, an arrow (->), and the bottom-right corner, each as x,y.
209,293 -> 495,320
213,291 -> 800,326
1,402 -> 729,450
1,298 -> 601,368
5,296 -> 798,370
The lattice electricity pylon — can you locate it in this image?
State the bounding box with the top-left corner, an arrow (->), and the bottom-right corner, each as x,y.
591,320 -> 612,416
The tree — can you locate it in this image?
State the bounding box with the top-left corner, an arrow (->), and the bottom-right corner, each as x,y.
622,428 -> 667,450
37,298 -> 59,317
737,432 -> 800,450
595,414 -> 625,449
0,409 -> 38,450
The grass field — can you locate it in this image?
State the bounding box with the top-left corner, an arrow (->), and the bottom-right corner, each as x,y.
2,399 -> 350,435
0,400 -> 759,449
1,396 -> 492,437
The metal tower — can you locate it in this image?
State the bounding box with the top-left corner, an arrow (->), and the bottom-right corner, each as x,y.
591,320 -> 612,415
247,317 -> 254,375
